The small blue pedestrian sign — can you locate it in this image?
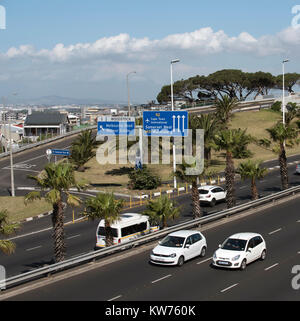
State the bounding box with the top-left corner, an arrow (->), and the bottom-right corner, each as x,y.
143,111 -> 188,137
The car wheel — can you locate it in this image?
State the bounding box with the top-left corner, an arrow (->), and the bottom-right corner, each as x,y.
177,256 -> 184,267
200,246 -> 206,258
260,249 -> 267,261
210,198 -> 216,207
240,259 -> 247,271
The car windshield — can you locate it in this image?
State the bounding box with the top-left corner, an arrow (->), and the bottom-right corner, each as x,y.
221,238 -> 247,251
199,189 -> 209,195
160,235 -> 185,248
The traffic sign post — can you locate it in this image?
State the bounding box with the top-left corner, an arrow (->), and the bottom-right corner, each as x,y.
46,149 -> 70,163
97,116 -> 135,136
143,111 -> 188,137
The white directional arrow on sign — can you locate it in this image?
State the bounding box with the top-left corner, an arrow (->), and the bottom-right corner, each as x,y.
182,115 -> 186,133
177,115 -> 181,132
172,115 -> 176,132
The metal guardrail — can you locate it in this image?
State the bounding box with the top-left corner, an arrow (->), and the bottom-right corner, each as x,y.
2,184 -> 300,291
0,125 -> 97,159
187,98 -> 276,114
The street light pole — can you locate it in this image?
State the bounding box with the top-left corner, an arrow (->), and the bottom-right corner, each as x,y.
282,59 -> 290,125
170,59 -> 180,189
127,71 -> 136,117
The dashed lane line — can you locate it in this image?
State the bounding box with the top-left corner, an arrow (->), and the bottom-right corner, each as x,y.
151,274 -> 172,284
220,283 -> 238,293
264,263 -> 279,271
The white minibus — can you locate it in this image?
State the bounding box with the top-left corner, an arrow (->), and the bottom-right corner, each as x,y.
95,213 -> 152,249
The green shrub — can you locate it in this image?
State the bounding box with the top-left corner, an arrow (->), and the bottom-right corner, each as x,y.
270,101 -> 282,113
128,166 -> 161,190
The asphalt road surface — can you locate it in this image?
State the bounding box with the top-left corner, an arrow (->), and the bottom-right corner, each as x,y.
0,151 -> 300,278
6,195 -> 300,301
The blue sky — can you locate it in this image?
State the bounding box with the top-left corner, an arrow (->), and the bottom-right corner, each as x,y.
0,1 -> 300,103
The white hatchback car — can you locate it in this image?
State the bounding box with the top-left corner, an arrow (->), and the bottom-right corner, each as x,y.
150,230 -> 207,266
198,185 -> 227,207
212,233 -> 266,270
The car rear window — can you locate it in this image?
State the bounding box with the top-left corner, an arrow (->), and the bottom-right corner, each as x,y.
199,190 -> 209,194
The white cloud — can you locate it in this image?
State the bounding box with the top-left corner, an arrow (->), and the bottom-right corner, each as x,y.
0,26 -> 300,101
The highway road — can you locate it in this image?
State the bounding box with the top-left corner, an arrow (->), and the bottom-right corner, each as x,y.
0,152 -> 300,278
5,193 -> 300,301
0,133 -> 82,196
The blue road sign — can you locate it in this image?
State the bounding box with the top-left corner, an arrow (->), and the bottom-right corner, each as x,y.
51,149 -> 71,157
143,111 -> 188,137
97,116 -> 135,136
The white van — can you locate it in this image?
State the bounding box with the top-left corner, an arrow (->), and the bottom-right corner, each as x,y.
95,213 -> 152,249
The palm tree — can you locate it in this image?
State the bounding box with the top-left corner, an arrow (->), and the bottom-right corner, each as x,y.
175,160 -> 206,219
25,162 -> 84,262
212,129 -> 252,208
215,95 -> 239,129
70,129 -> 99,172
0,210 -> 19,255
189,114 -> 219,165
83,193 -> 124,247
237,160 -> 268,200
260,123 -> 299,190
143,195 -> 180,229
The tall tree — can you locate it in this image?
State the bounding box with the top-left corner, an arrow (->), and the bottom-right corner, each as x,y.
212,129 -> 252,208
70,129 -> 100,172
189,114 -> 219,164
175,160 -> 206,219
259,123 -> 299,190
0,210 -> 19,255
143,195 -> 180,229
276,73 -> 300,94
237,160 -> 268,200
215,95 -> 239,129
25,162 -> 84,262
83,193 -> 124,247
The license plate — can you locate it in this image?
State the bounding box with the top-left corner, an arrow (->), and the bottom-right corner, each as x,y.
218,261 -> 229,265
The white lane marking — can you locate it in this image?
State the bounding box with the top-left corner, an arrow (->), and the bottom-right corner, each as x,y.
297,220 -> 300,223
151,274 -> 172,284
26,246 -> 42,252
197,257 -> 212,265
265,263 -> 279,271
2,167 -> 40,173
8,227 -> 53,241
107,295 -> 122,301
67,234 -> 81,240
268,228 -> 282,235
220,283 -> 238,293
239,186 -> 247,189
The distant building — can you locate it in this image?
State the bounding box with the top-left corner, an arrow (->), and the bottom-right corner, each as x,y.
24,111 -> 69,141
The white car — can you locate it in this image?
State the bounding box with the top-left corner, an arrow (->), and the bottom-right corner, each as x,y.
212,233 -> 267,270
150,230 -> 207,266
198,185 -> 227,207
